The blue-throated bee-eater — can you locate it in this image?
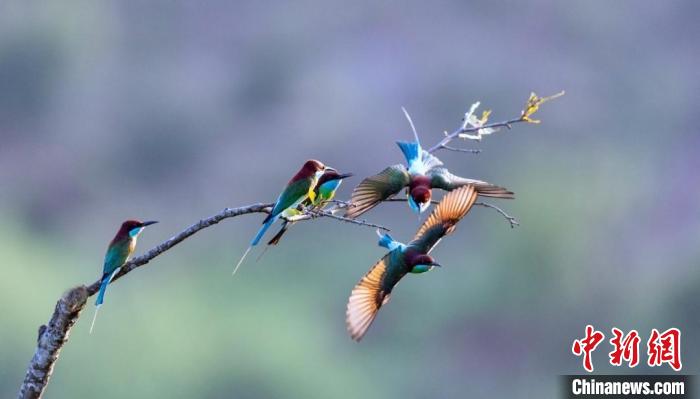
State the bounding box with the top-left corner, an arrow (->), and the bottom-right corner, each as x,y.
266,169 -> 353,246
90,219 -> 158,334
346,185 -> 478,341
345,129 -> 513,218
233,159 -> 335,275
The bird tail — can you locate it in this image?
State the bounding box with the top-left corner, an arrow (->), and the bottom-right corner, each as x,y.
233,214 -> 278,276
95,273 -> 111,307
251,215 -> 277,246
90,273 -> 111,334
396,141 -> 421,167
267,221 -> 289,246
376,229 -> 403,251
471,181 -> 515,199
376,230 -> 395,249
233,246 -> 251,276
89,305 -> 101,334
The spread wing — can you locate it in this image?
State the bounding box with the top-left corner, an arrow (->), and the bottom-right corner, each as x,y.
345,165 -> 410,218
428,167 -> 514,199
346,253 -> 402,341
409,185 -> 478,254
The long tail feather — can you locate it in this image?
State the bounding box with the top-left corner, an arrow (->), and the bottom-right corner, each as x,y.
255,245 -> 271,263
89,305 -> 101,334
251,216 -> 276,246
233,246 -> 252,276
402,106 -> 421,146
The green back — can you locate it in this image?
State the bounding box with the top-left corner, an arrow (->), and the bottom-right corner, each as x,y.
103,238 -> 132,275
271,177 -> 313,217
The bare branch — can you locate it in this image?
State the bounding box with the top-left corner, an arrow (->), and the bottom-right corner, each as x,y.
18,201 -> 384,399
427,91 -> 564,153
440,145 -> 481,154
384,197 -> 518,228
474,201 -> 519,228
428,117 -> 524,153
303,208 -> 391,231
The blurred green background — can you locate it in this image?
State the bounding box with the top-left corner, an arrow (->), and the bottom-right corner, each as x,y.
1,1 -> 699,398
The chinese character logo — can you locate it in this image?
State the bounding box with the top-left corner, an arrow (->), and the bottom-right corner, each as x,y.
647,328 -> 682,371
572,326 -> 682,372
572,325 -> 605,372
609,328 -> 640,367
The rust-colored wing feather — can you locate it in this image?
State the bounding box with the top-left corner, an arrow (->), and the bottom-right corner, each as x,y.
410,185 -> 478,254
346,254 -> 393,341
345,165 -> 411,218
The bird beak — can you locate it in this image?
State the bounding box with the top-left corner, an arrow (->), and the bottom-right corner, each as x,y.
324,166 -> 337,172
336,172 -> 353,180
142,220 -> 158,227
431,262 -> 442,268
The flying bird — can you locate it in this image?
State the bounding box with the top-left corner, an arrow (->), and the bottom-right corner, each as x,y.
234,159 -> 334,275
267,169 -> 353,246
345,129 -> 513,218
90,219 -> 158,334
346,185 -> 478,341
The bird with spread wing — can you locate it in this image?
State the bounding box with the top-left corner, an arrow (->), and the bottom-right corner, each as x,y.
346,185 -> 479,341
345,129 -> 513,218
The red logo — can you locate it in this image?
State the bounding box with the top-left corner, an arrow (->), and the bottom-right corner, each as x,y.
572,325 -> 605,372
647,328 -> 682,371
609,328 -> 640,367
572,326 -> 682,372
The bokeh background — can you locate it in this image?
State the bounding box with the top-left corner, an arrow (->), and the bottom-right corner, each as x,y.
1,1 -> 699,398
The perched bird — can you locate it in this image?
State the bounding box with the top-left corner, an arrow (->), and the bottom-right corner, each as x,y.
346,185 -> 478,341
233,159 -> 334,275
90,219 -> 158,334
345,132 -> 513,218
266,169 -> 353,246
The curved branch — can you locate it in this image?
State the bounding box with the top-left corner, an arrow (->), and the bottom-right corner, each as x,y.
384,197 -> 519,227
18,201 -> 383,399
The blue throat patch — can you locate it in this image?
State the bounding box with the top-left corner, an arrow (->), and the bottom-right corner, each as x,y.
129,227 -> 143,238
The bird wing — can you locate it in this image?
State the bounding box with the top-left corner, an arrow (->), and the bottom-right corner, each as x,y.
345,164 -> 410,218
102,241 -> 129,275
409,185 -> 478,254
270,177 -> 312,218
346,252 -> 405,341
428,167 -> 514,199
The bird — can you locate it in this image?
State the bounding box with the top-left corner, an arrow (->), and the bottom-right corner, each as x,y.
266,169 -> 353,246
233,159 -> 334,275
90,219 -> 158,334
344,128 -> 513,218
346,185 -> 478,341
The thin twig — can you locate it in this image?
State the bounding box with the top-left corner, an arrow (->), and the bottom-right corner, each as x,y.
303,209 -> 390,231
384,197 -> 518,228
428,117 -> 524,153
474,201 -> 519,228
440,145 -> 481,154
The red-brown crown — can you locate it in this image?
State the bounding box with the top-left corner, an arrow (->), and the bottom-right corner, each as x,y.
405,250 -> 436,267
289,159 -> 327,184
409,175 -> 432,204
112,219 -> 157,242
304,159 -> 325,171
410,186 -> 432,204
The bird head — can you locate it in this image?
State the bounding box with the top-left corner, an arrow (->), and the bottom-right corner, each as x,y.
303,159 -> 334,179
120,219 -> 158,238
318,169 -> 353,185
408,186 -> 432,214
409,254 -> 441,274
